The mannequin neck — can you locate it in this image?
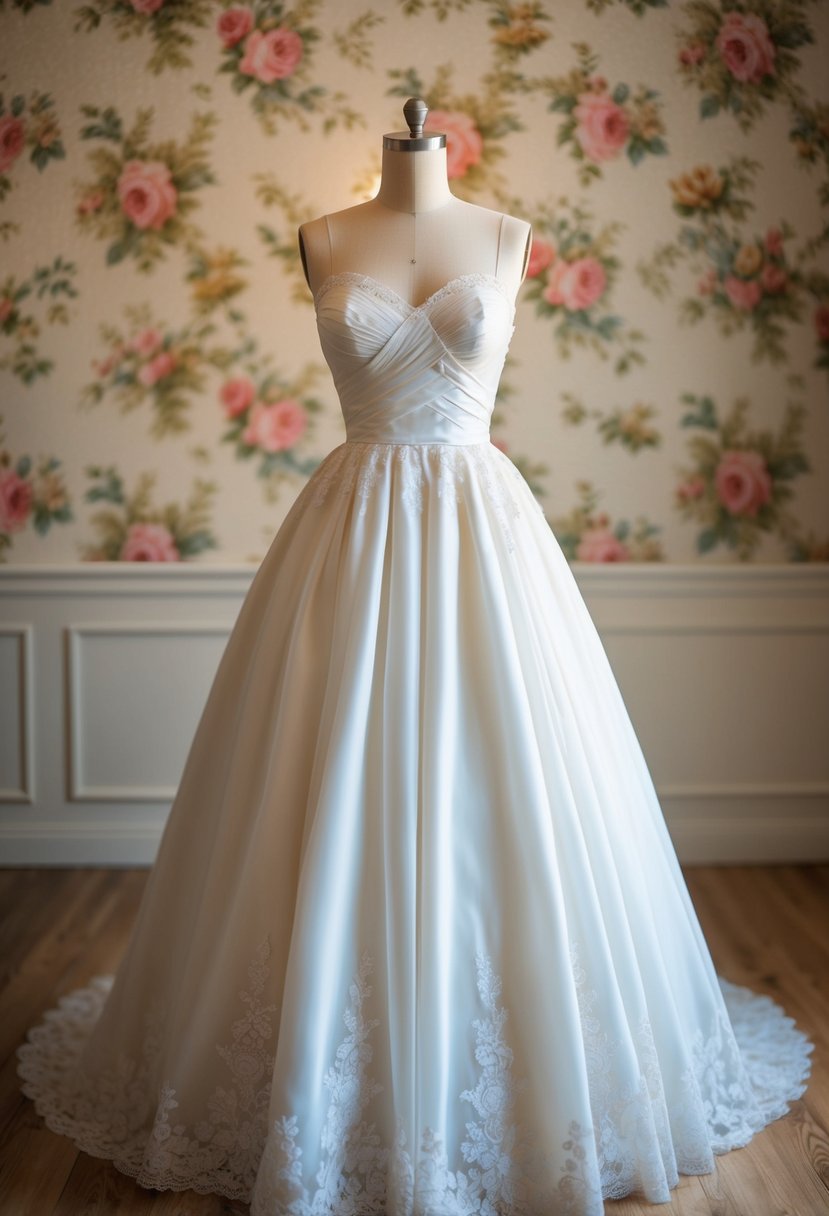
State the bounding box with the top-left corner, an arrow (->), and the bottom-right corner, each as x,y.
374,145 -> 453,213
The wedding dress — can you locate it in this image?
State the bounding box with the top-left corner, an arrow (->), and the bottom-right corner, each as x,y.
17,269 -> 813,1215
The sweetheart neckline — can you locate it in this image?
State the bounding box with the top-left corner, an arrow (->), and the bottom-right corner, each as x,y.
313,271 -> 515,317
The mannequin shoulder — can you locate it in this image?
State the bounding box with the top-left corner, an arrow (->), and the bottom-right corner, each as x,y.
461,200 -> 531,284
297,214 -> 328,283
299,200 -> 372,240
499,212 -> 533,283
298,202 -> 373,293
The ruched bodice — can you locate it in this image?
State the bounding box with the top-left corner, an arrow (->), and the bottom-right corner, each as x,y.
314,271 -> 515,444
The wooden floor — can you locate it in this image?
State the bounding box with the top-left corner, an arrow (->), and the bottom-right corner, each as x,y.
0,866 -> 826,1216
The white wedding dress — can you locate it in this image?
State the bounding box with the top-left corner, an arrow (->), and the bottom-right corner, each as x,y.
17,268 -> 813,1214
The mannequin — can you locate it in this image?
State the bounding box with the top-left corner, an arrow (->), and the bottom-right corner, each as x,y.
298,98 -> 532,308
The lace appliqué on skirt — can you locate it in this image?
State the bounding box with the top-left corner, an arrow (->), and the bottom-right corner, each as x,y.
306,441 -> 543,555
16,937 -> 277,1202
568,937 -> 813,1203
251,949 -> 603,1216
16,936 -> 813,1212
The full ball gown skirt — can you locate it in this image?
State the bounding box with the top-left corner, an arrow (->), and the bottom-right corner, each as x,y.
17,271 -> 813,1214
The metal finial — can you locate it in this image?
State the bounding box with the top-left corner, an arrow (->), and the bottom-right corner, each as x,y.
383,96 -> 446,152
403,97 -> 428,139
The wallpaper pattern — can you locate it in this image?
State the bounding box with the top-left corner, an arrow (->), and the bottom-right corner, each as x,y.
1,0 -> 827,564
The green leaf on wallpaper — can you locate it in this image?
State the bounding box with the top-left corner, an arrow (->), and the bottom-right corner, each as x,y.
679,299 -> 705,324
74,5 -> 102,32
697,529 -> 719,554
33,501 -> 64,535
31,141 -> 66,170
176,167 -> 215,191
10,94 -> 25,117
85,466 -> 124,505
595,315 -> 621,339
105,241 -> 129,266
775,454 -> 810,478
178,531 -> 217,558
16,455 -> 32,478
775,22 -> 814,49
79,104 -> 122,143
679,394 -> 717,429
612,84 -> 629,106
699,95 -> 720,119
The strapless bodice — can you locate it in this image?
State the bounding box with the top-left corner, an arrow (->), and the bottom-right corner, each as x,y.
313,272 -> 515,445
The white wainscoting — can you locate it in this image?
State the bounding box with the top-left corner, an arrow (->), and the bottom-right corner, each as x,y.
1,563 -> 827,867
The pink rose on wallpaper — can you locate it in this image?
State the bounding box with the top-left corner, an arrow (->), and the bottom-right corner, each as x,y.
117,159 -> 178,230
676,476 -> 705,502
715,12 -> 776,84
77,190 -> 104,216
217,5 -> 254,48
137,350 -> 176,386
526,238 -> 555,278
715,449 -> 772,517
576,526 -> 630,562
0,115 -> 26,174
0,470 -> 33,533
697,268 -> 717,296
765,227 -> 784,257
0,296 -> 13,325
490,436 -> 509,454
814,304 -> 829,342
129,327 -> 163,356
239,27 -> 303,83
723,275 -> 762,310
94,353 -> 117,378
761,263 -> 787,294
220,375 -> 256,418
573,92 -> 630,162
242,399 -> 307,451
542,259 -> 569,306
678,41 -> 706,67
546,257 -> 607,311
129,0 -> 164,13
425,110 -> 483,179
120,522 -> 180,562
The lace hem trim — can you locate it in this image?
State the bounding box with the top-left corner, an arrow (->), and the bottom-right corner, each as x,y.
16,936 -> 813,1212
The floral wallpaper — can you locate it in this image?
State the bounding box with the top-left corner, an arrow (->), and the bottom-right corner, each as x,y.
1,0 -> 827,564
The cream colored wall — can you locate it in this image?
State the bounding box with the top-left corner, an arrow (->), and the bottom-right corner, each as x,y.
1,0 -> 827,566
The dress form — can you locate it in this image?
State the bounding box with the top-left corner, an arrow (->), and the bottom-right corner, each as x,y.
299,98 -> 531,307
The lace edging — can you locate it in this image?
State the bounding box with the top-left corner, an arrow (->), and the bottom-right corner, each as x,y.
313,270 -> 516,318
16,936 -> 814,1212
716,976 -> 814,1126
16,939 -> 277,1203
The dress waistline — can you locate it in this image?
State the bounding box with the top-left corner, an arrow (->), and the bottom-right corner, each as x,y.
344,437 -> 492,447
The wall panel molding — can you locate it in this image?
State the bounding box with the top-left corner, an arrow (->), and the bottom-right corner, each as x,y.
0,624 -> 35,804
1,563 -> 827,866
65,622 -> 232,803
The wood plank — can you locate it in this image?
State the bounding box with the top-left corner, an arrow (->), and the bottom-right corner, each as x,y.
52,1148 -> 249,1214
